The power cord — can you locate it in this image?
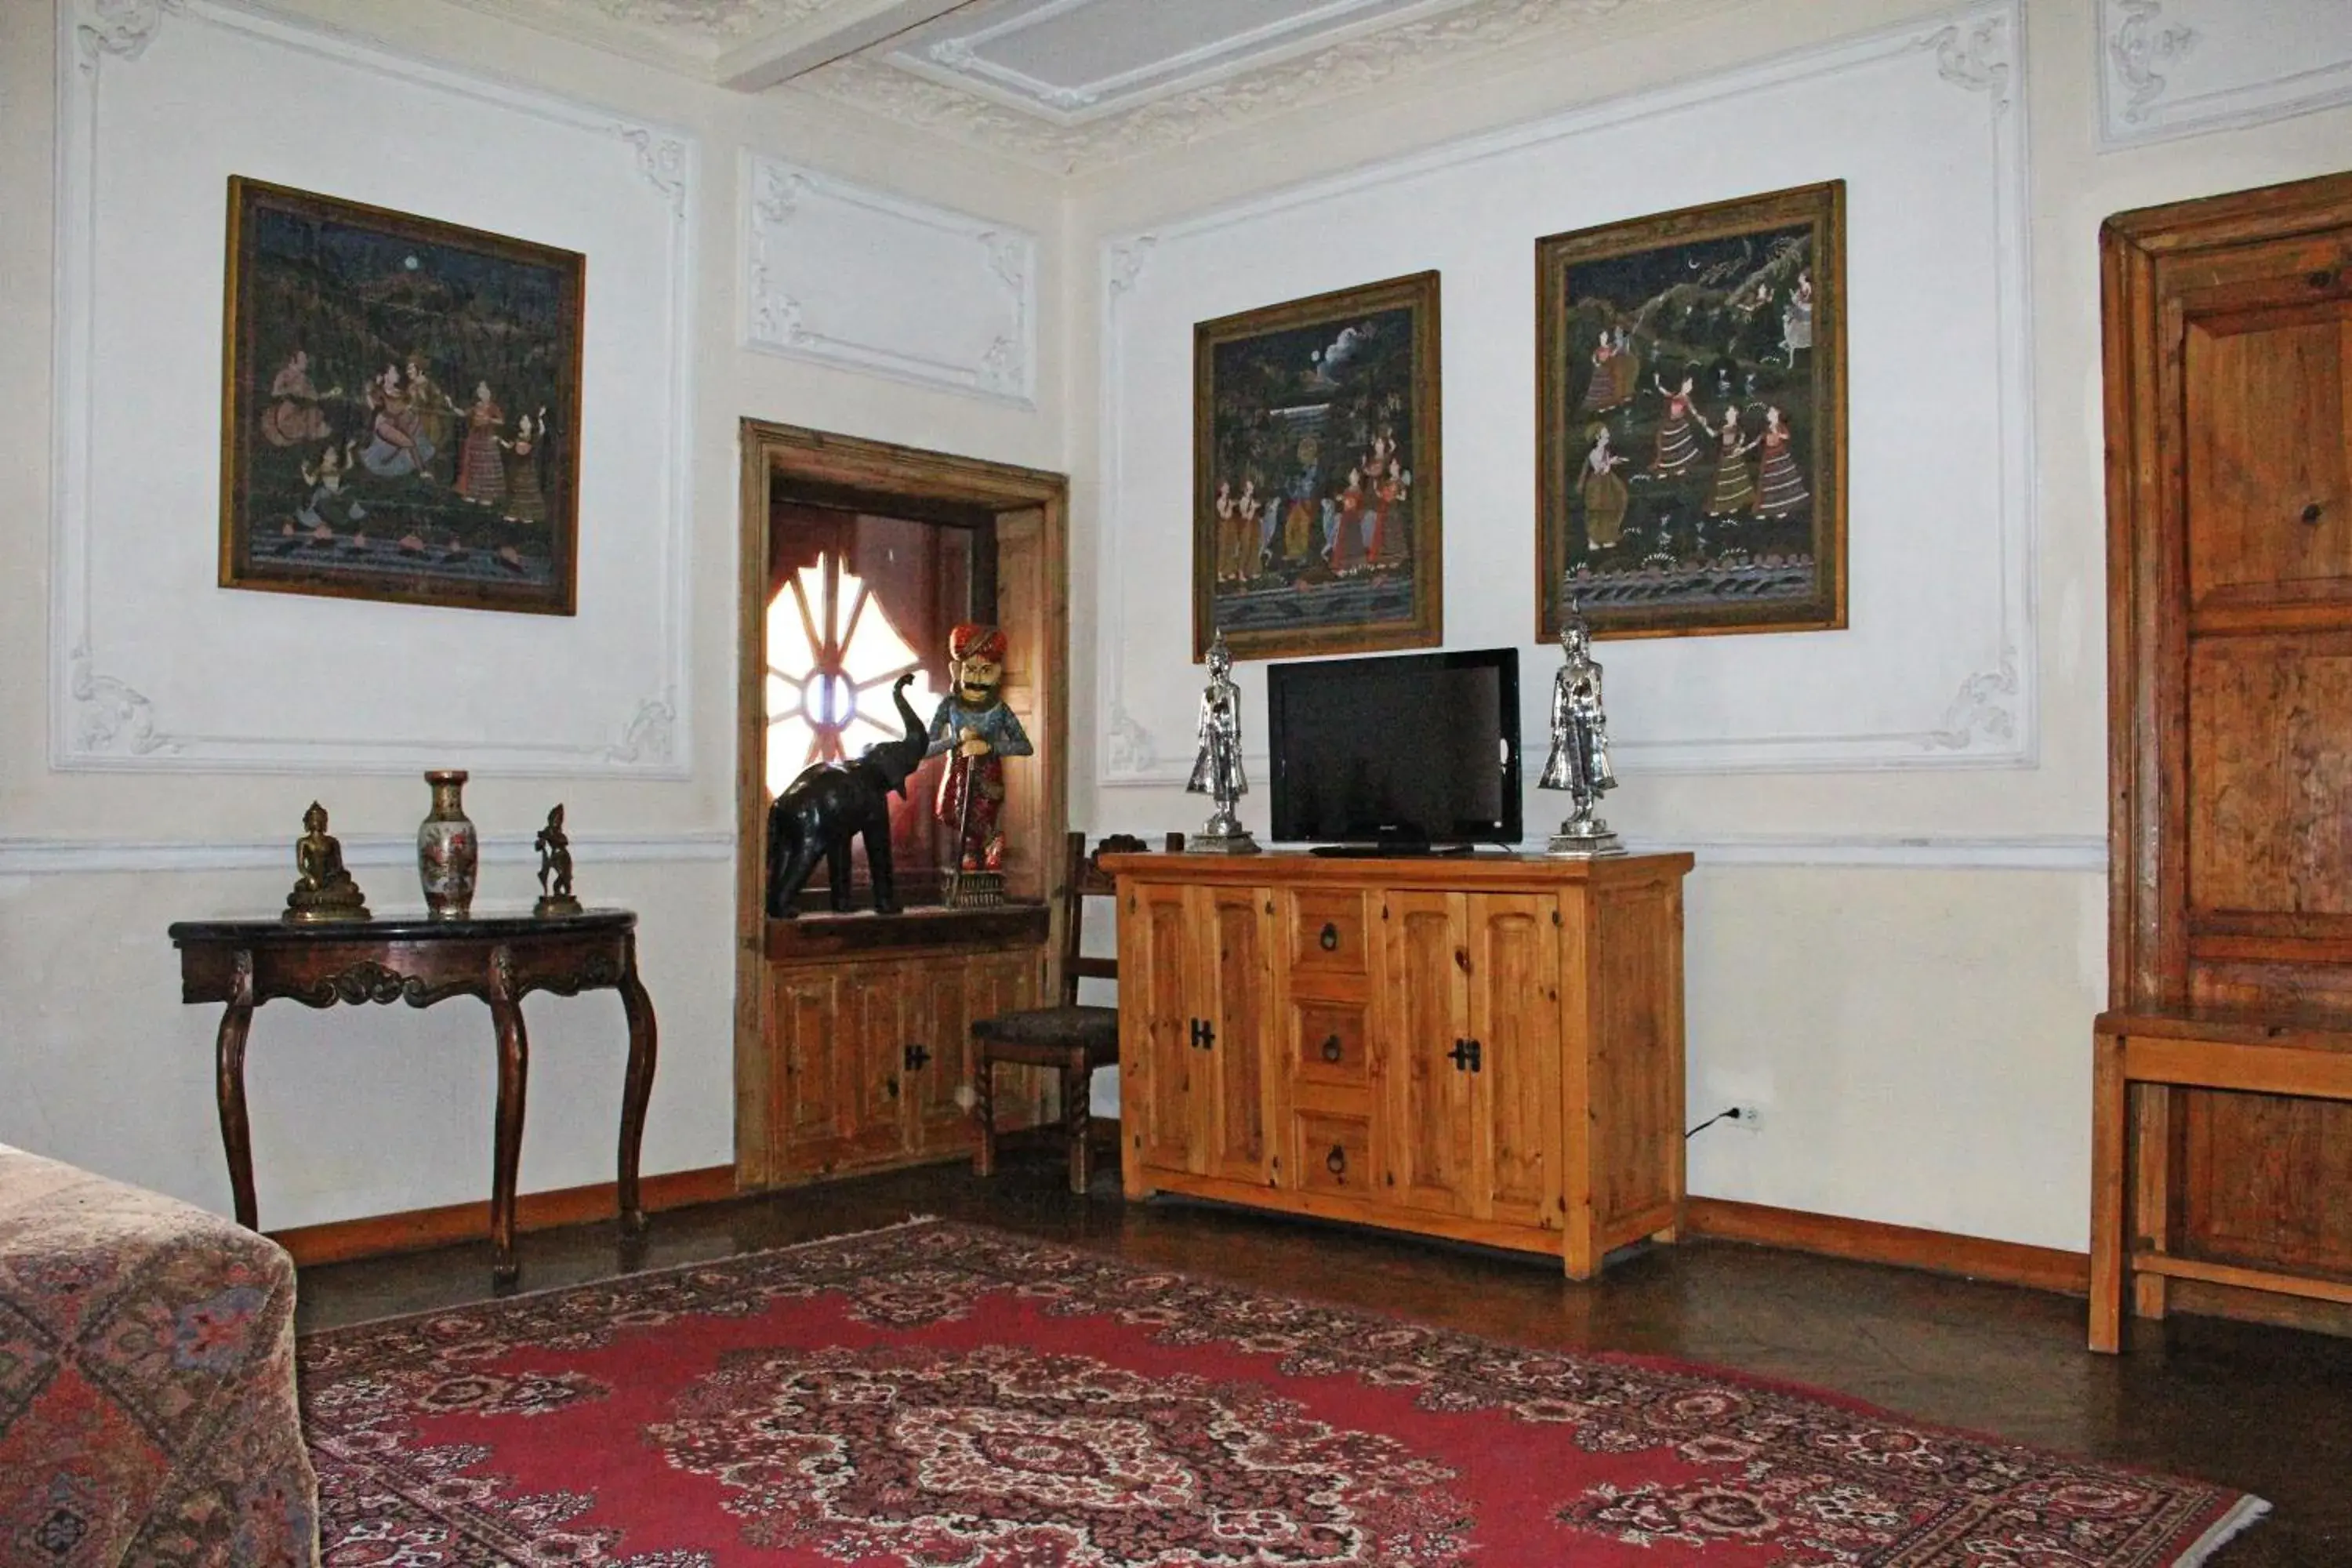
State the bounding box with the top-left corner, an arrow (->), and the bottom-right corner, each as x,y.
1685,1106 -> 1748,1138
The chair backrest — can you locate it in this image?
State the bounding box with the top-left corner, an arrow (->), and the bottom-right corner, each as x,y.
1059,830 -> 1127,1007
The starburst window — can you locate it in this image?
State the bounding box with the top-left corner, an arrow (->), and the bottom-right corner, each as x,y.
764,553 -> 942,795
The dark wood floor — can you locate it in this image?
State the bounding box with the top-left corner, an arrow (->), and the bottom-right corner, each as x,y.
298,1154 -> 2349,1566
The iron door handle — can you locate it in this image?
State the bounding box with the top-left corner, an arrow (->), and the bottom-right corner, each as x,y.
1319,922 -> 1340,951
1321,1033 -> 1344,1063
1327,1145 -> 1347,1177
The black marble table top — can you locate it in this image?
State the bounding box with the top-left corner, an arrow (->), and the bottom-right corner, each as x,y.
168,907 -> 635,944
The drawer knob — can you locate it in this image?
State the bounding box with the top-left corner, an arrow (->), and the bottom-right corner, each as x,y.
2303,502 -> 2326,525
1321,1033 -> 1344,1063
1319,922 -> 1340,951
1327,1144 -> 1347,1176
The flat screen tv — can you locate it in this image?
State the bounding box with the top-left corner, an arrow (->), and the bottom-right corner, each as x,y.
1266,648 -> 1521,850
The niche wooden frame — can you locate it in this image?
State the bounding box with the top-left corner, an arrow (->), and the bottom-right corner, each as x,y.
735,420 -> 1072,1189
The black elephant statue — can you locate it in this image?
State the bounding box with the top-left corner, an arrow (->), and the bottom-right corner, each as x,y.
765,673 -> 932,917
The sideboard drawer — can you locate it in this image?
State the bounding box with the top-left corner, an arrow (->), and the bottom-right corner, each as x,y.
1291,998 -> 1370,1087
1287,891 -> 1370,978
1294,1112 -> 1374,1197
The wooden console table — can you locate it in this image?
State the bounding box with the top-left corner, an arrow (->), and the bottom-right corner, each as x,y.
1105,851 -> 1690,1278
168,909 -> 658,1283
2090,1008 -> 2352,1352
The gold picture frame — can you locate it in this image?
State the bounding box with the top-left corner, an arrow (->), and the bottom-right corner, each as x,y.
1537,180 -> 1846,641
220,177 -> 586,616
1192,270 -> 1443,662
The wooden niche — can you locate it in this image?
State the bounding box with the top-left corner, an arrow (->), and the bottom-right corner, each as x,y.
735,421 -> 1070,1190
2098,171 -> 2352,1341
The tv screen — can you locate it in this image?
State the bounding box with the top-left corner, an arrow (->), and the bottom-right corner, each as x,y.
1267,648 -> 1521,848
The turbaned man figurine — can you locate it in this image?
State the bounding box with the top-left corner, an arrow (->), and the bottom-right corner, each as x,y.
927,623 -> 1033,878
1539,589 -> 1626,857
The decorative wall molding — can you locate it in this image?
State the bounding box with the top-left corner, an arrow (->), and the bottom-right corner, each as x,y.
1097,0 -> 2039,782
2099,0 -> 2352,147
51,0 -> 699,777
0,829 -> 735,877
742,153 -> 1037,408
74,0 -> 177,72
1615,833 -> 2104,872
1922,13 -> 2012,112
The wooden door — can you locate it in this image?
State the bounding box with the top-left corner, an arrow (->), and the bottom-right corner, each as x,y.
1379,891 -> 1476,1217
1466,894 -> 1563,1229
2108,175 -> 2352,1296
1200,885 -> 1274,1186
1125,881 -> 1204,1175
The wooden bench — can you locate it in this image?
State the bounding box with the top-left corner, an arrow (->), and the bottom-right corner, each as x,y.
2090,1008 -> 2352,1352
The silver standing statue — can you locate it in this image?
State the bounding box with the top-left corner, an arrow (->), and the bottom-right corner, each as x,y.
1185,631 -> 1259,854
1539,588 -> 1625,856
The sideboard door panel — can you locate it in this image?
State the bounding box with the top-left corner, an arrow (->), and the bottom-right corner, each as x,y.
1129,883 -> 1203,1176
1203,887 -> 1276,1186
1381,891 -> 1475,1218
1468,895 -> 1563,1230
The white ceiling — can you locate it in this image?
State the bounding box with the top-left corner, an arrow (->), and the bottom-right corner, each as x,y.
454,0 -> 1724,167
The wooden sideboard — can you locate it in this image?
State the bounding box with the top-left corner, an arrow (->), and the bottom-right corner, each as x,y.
1103,851 -> 1692,1278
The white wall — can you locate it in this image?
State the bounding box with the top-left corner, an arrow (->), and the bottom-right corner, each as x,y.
0,0 -> 1064,1227
1065,0 -> 2352,1250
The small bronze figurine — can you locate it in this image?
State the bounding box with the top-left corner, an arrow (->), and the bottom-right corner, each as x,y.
534,804 -> 583,917
1539,586 -> 1626,857
1186,631 -> 1259,854
284,801 -> 370,923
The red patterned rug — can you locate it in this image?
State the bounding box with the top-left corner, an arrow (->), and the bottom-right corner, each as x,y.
299,1219 -> 2263,1566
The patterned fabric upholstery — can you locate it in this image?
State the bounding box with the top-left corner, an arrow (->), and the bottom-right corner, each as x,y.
970,1004 -> 1120,1055
0,1143 -> 318,1566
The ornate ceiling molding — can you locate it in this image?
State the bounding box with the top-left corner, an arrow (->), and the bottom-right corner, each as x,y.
452,0 -> 832,72
797,0 -> 1727,169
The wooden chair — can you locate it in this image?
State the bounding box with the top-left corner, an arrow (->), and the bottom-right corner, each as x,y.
972,831 -> 1130,1192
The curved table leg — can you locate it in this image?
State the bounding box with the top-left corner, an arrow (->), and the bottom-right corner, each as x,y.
616,940 -> 658,1236
216,949 -> 260,1231
488,947 -> 530,1285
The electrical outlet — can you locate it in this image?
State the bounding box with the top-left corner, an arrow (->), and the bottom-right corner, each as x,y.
1728,1102 -> 1764,1132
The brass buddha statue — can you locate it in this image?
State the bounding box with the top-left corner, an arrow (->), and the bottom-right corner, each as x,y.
285,801 -> 370,923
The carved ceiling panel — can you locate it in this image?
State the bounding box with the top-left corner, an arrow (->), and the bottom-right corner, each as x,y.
448,0 -> 1732,167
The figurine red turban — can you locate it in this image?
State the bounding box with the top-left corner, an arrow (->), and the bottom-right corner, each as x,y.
949,623 -> 1008,663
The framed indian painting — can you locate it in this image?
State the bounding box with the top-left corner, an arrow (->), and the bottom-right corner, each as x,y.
1193,270 -> 1442,661
220,177 -> 586,615
1536,180 -> 1846,641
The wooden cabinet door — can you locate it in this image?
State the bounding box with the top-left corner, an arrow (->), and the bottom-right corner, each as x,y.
1199,884 -> 1275,1186
769,966 -> 846,1171
1378,891 -> 1477,1218
1466,894 -> 1563,1229
2172,247 -> 2352,1273
839,964 -> 913,1167
1125,882 -> 1204,1175
769,962 -> 903,1174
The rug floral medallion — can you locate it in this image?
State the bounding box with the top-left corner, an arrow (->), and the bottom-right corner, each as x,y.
296,1220 -> 2263,1567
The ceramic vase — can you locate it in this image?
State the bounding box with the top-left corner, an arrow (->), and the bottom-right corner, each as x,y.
417,769 -> 478,920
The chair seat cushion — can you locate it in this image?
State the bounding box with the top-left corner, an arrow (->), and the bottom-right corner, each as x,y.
974,1004 -> 1120,1058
